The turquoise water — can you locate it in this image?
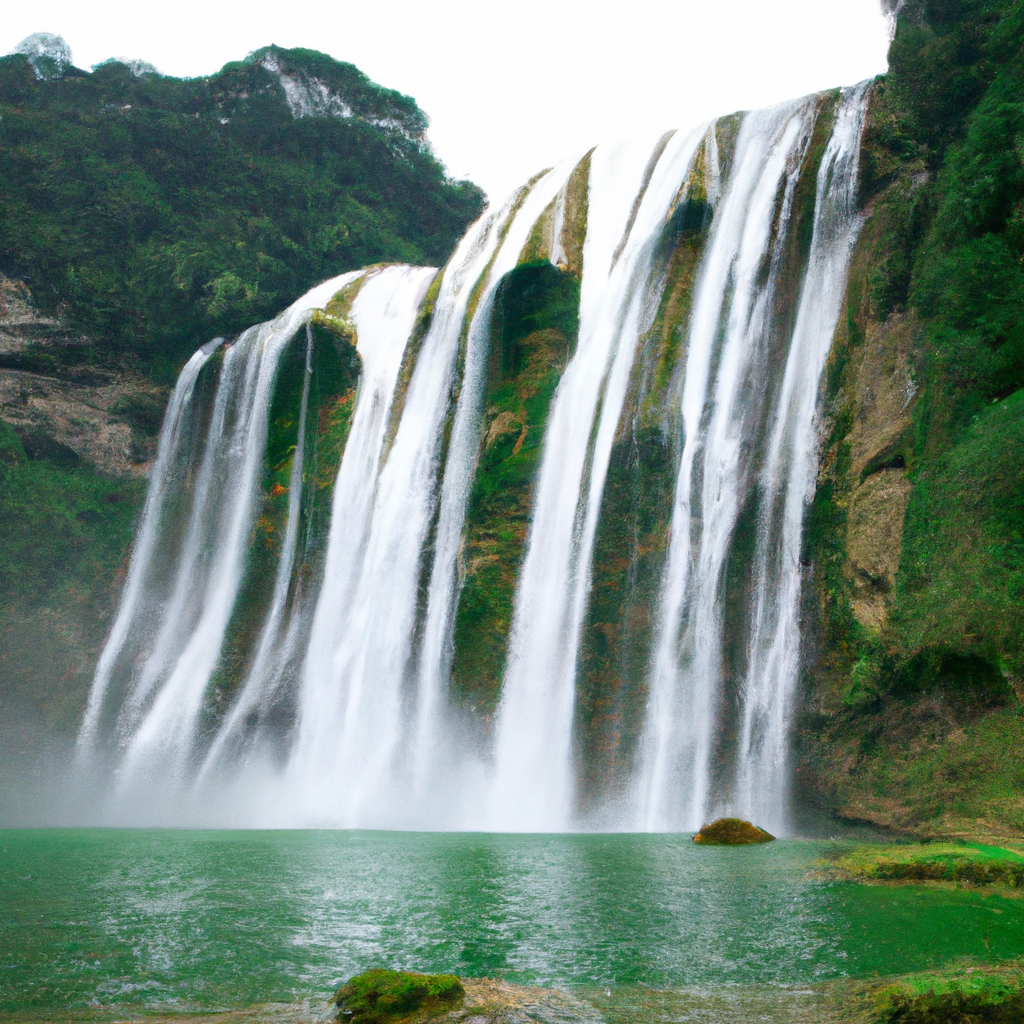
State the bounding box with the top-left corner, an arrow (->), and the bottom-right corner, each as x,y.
1,830 -> 1022,1016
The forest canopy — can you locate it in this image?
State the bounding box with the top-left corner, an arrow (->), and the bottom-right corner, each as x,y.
0,43 -> 485,379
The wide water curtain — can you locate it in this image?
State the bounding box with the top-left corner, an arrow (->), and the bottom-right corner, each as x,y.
78,86 -> 868,829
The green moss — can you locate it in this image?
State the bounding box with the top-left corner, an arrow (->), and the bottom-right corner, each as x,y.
331,970 -> 464,1024
872,958 -> 1024,1024
830,841 -> 1024,885
449,262 -> 581,716
692,818 -> 775,845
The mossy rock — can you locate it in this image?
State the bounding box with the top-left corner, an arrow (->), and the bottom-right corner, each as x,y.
871,958 -> 1024,1024
692,818 -> 775,845
331,969 -> 465,1023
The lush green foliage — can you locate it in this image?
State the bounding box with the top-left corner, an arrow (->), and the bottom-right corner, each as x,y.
895,390 -> 1024,679
331,969 -> 464,1024
0,420 -> 146,737
0,420 -> 144,606
882,1 -> 1024,684
0,45 -> 484,380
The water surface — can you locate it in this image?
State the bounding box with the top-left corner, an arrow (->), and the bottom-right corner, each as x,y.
1,830 -> 1021,1017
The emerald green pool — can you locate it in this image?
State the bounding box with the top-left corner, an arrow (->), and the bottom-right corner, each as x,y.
1,830 -> 1021,1017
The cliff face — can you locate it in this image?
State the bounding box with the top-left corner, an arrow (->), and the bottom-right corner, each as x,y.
0,42 -> 483,769
797,0 -> 1024,838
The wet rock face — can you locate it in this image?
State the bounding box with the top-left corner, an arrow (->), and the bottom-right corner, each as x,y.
0,370 -> 165,477
0,274 -> 167,477
692,818 -> 775,845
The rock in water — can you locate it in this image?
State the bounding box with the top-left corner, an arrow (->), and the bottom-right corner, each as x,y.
331,969 -> 464,1023
693,818 -> 775,845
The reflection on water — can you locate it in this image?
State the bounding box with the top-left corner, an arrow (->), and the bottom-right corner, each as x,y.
1,830 -> 1022,1017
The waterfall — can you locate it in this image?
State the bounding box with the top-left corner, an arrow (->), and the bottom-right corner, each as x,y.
78,273 -> 360,783
409,159 -> 580,803
78,84 -> 869,831
487,128 -> 707,830
734,83 -> 869,826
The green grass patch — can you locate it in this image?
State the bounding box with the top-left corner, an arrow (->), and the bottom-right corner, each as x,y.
832,841 -> 1024,886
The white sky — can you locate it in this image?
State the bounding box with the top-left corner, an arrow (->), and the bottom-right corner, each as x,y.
6,0 -> 891,202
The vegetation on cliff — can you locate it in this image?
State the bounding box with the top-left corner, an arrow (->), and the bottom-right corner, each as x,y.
800,0 -> 1024,837
450,260 -> 580,717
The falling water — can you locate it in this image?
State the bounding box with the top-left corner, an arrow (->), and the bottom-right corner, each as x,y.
637,88 -> 868,833
78,84 -> 869,831
488,128 -> 707,830
734,83 -> 870,826
79,274 -> 359,783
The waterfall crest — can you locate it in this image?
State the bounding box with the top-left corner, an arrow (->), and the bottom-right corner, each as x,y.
78,85 -> 871,830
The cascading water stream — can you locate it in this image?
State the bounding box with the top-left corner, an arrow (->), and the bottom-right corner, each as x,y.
488,127 -> 707,830
636,98 -> 818,831
196,322 -> 317,779
409,161 -> 580,806
76,337 -> 222,760
734,83 -> 869,825
196,266 -> 432,785
80,274 -> 359,787
637,89 -> 868,833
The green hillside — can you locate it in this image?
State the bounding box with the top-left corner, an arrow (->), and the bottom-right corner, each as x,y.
0,42 -> 484,380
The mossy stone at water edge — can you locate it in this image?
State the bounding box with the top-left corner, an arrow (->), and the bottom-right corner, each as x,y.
829,842 -> 1024,887
693,818 -> 775,845
331,970 -> 465,1023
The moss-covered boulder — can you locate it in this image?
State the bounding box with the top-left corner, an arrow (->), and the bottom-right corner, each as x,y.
331,970 -> 465,1023
692,818 -> 775,845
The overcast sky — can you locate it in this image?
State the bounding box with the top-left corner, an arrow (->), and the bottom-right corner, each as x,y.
6,0 -> 891,202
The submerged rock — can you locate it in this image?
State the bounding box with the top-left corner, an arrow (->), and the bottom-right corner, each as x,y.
693,818 -> 775,845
